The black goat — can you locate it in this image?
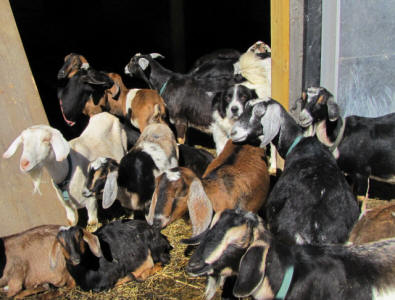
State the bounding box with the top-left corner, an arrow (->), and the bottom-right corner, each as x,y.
51,219 -> 172,292
186,209 -> 395,300
124,53 -> 240,144
231,99 -> 359,245
296,86 -> 395,208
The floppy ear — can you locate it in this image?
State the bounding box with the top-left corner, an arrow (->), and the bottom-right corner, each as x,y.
102,171 -> 119,209
82,229 -> 103,258
49,128 -> 70,161
83,70 -> 113,87
138,57 -> 150,70
233,243 -> 268,297
3,134 -> 22,159
49,239 -> 62,269
187,178 -> 213,238
327,95 -> 340,122
259,103 -> 282,147
109,82 -> 120,100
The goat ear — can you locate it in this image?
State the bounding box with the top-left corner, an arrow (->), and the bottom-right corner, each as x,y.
137,57 -> 150,70
102,171 -> 118,209
259,103 -> 282,148
82,229 -> 103,258
49,129 -> 70,161
49,240 -> 61,269
233,244 -> 267,297
83,70 -> 113,87
109,82 -> 120,100
3,134 -> 22,159
187,178 -> 213,238
150,53 -> 165,60
327,95 -> 340,122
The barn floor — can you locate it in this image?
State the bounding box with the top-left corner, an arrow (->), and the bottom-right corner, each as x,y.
1,175 -> 394,300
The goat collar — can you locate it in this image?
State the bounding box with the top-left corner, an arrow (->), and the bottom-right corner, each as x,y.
275,265 -> 294,299
286,135 -> 303,157
329,118 -> 346,153
159,80 -> 169,96
55,154 -> 73,194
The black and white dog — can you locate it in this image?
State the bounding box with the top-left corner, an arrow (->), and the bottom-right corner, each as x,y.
211,84 -> 258,155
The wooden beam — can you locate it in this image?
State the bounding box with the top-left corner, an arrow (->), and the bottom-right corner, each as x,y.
271,0 -> 290,110
0,0 -> 67,235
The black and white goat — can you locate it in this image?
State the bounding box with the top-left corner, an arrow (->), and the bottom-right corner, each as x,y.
296,86 -> 395,210
231,99 -> 359,245
186,209 -> 395,300
124,53 -> 239,144
51,219 -> 172,291
3,112 -> 131,226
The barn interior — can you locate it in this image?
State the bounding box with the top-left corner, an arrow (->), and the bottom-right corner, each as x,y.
10,0 -> 271,140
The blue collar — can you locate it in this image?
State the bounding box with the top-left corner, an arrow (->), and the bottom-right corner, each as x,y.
286,135 -> 303,157
159,80 -> 168,96
275,265 -> 294,299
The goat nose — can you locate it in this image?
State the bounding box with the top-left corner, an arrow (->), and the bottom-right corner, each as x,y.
20,159 -> 30,170
231,106 -> 239,113
153,219 -> 162,229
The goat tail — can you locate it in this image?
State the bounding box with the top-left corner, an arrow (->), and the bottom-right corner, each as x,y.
348,238 -> 395,293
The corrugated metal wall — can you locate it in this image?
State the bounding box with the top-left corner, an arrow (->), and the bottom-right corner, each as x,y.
0,0 -> 67,236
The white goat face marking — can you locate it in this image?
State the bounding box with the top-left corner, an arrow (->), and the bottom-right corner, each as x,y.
81,63 -> 90,70
306,87 -> 321,103
138,57 -> 149,70
91,157 -> 107,171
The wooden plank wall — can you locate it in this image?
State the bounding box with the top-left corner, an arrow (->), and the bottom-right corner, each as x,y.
0,0 -> 67,236
271,0 -> 290,110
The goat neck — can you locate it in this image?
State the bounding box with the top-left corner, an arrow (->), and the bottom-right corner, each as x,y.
274,106 -> 304,159
315,116 -> 345,150
144,59 -> 174,92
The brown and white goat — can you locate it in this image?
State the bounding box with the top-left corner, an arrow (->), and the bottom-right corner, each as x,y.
147,140 -> 270,237
57,53 -> 166,132
0,225 -> 75,298
348,203 -> 395,245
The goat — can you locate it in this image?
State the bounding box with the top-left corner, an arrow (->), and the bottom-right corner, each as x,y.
234,41 -> 271,99
185,209 -> 395,300
51,219 -> 172,291
211,84 -> 258,155
124,53 -> 239,144
348,203 -> 395,245
177,144 -> 214,178
0,225 -> 75,298
57,53 -> 166,132
3,112 -> 131,226
146,140 -> 270,238
230,99 -> 360,245
296,86 -> 395,211
94,121 -> 179,215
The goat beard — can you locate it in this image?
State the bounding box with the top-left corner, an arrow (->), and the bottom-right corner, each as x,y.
27,167 -> 43,195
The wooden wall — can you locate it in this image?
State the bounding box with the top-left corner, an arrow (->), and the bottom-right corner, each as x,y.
0,0 -> 67,236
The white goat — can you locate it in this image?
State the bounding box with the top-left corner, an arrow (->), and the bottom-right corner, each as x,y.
3,112 -> 128,226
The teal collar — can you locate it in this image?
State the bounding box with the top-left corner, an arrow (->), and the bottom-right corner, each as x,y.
275,265 -> 294,299
286,135 -> 303,157
159,80 -> 168,96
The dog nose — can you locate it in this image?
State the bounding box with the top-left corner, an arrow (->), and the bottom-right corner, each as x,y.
231,106 -> 239,113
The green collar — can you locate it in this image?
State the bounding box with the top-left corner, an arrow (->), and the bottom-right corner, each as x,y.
286,135 -> 303,157
159,80 -> 168,96
275,265 -> 294,299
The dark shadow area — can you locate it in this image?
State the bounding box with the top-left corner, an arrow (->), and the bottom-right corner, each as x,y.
10,0 -> 270,141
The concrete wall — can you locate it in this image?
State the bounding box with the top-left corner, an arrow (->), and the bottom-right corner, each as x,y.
0,0 -> 67,236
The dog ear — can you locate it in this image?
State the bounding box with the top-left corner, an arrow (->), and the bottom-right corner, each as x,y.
233,243 -> 268,297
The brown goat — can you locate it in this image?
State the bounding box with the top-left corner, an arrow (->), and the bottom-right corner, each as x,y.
147,140 -> 270,237
0,225 -> 75,298
348,203 -> 395,244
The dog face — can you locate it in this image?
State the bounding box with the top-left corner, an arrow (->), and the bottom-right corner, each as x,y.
213,84 -> 258,120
